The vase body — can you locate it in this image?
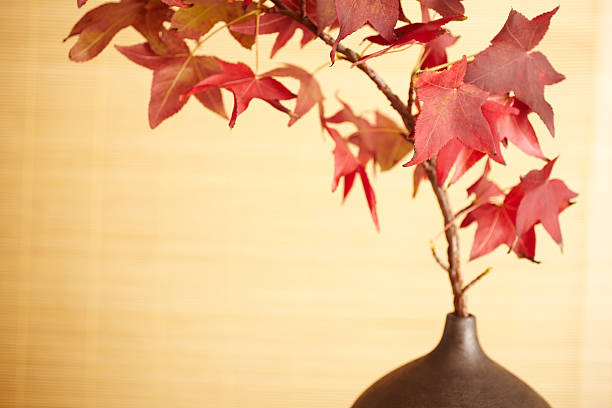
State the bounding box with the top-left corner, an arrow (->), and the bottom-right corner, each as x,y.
351,314 -> 551,408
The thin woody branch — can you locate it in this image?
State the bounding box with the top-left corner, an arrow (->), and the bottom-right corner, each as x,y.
461,267 -> 492,294
267,1 -> 467,316
267,0 -> 415,132
431,242 -> 449,271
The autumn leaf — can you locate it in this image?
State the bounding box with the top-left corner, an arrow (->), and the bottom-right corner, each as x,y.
327,125 -> 379,230
183,59 -> 296,128
419,0 -> 464,18
358,16 -> 458,64
405,57 -> 497,166
231,13 -> 315,57
331,0 -> 399,63
435,139 -> 485,186
327,102 -> 412,171
412,163 -> 428,197
162,0 -> 193,7
421,32 -> 458,69
263,64 -> 325,126
170,0 -> 255,48
117,42 -> 227,128
464,7 -> 565,136
316,0 -> 337,32
461,164 -> 536,261
514,158 -> 577,247
66,0 -> 145,62
78,0 -> 88,7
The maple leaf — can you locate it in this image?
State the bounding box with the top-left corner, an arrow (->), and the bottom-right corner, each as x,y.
327,126 -> 379,230
464,8 -> 565,136
435,139 -> 486,186
162,0 -> 193,7
514,158 -> 577,247
183,59 -> 296,128
66,0 -> 178,62
419,0 -> 464,17
405,57 -> 498,166
482,96 -> 545,159
461,164 -> 535,261
230,13 -> 316,57
412,163 -> 428,197
66,0 -> 145,62
263,64 -> 324,126
116,42 -> 227,128
316,0 -> 337,32
421,32 -> 458,69
170,0 -> 255,48
331,0 -> 399,63
358,16 -> 458,64
327,102 -> 413,171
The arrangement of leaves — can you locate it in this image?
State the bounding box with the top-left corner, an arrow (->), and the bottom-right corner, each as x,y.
66,0 -> 576,316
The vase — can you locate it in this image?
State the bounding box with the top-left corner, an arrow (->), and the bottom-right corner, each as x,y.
351,313 -> 551,408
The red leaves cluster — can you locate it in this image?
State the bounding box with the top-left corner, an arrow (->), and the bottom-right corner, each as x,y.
67,1 -> 575,262
461,159 -> 577,261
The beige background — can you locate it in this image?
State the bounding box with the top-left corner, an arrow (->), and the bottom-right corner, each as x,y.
1,0 -> 611,407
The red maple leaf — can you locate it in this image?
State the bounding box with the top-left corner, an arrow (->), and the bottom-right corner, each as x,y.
461,163 -> 535,261
230,13 -> 316,57
327,102 -> 412,171
420,32 -> 458,69
262,64 -> 325,126
327,126 -> 379,230
482,96 -> 546,159
358,16 -> 458,64
405,57 -> 498,166
419,0 -> 464,18
183,59 -> 296,128
464,8 -> 565,136
514,158 -> 577,247
331,0 -> 399,63
116,42 -> 227,128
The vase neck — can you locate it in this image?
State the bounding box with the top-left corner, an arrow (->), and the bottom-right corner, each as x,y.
431,313 -> 485,360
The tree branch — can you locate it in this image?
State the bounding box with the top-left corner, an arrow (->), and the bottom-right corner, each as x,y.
267,1 -> 415,132
267,1 -> 467,316
461,267 -> 492,295
422,160 -> 467,317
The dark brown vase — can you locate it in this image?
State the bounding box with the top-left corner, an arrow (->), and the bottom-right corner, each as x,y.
351,313 -> 551,408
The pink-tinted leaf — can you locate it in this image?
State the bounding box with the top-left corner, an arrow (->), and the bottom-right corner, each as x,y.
331,0 -> 399,63
183,59 -> 295,127
466,159 -> 503,203
263,64 -> 324,126
419,0 -> 464,17
421,32 -> 458,69
514,159 -> 578,247
78,0 -> 88,7
464,8 -> 565,136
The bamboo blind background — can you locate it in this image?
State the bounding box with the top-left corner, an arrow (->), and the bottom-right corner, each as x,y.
1,1 -> 610,407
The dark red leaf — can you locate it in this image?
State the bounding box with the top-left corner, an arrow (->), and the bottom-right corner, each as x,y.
466,160 -> 503,203
464,8 -> 565,136
183,59 -> 296,127
405,57 -> 497,166
420,32 -> 458,69
358,16 -> 458,64
327,126 -> 379,230
231,13 -> 315,57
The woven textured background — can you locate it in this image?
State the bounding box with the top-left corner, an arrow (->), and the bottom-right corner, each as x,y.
1,1 -> 610,407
